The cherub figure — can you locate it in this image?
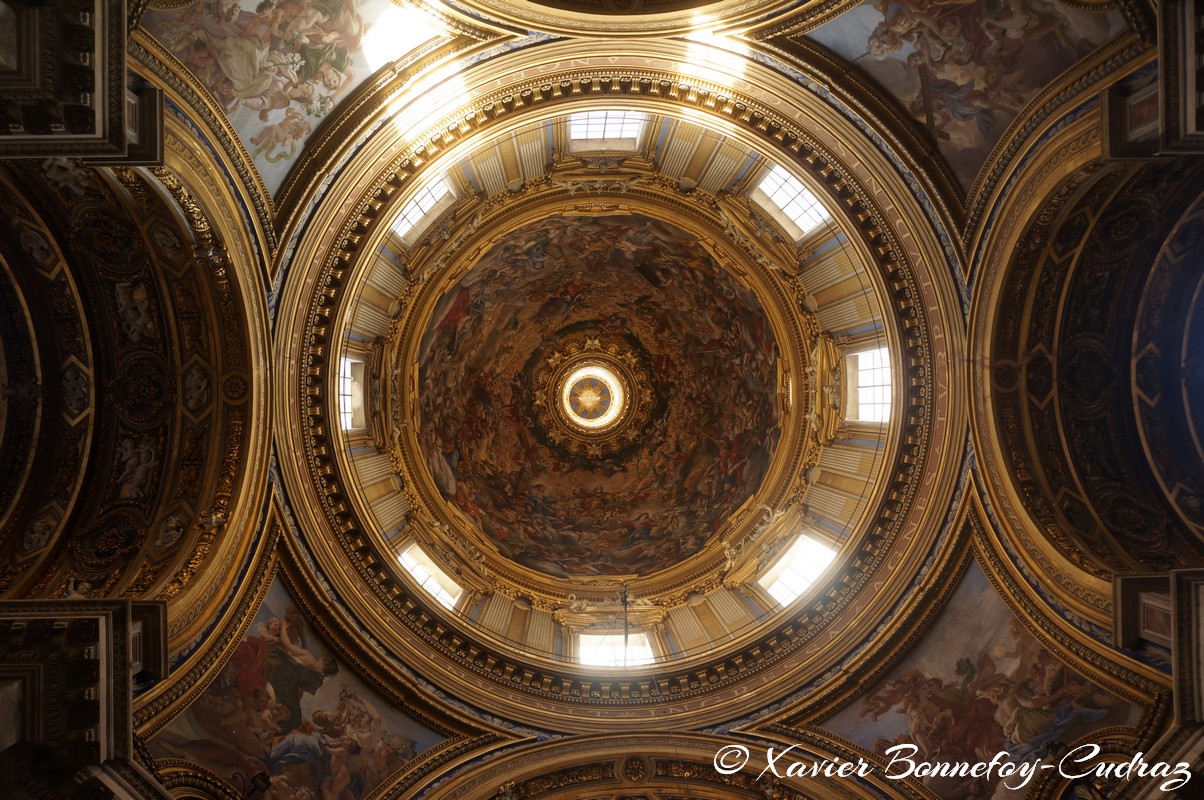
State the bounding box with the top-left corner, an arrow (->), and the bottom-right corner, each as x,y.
250,107 -> 310,162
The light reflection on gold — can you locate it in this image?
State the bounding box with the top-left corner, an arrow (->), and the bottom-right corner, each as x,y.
560,364 -> 624,429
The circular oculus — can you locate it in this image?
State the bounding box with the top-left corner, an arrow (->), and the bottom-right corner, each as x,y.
561,365 -> 624,429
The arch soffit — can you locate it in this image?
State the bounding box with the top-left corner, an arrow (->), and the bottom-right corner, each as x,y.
966,105 -> 1119,631
114,113 -> 279,660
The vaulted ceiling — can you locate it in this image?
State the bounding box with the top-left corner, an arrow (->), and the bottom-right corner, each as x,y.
1,0 -> 1201,798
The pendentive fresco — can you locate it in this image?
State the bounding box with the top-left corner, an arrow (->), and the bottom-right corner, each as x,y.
150,576 -> 444,798
823,563 -> 1140,796
806,0 -> 1125,190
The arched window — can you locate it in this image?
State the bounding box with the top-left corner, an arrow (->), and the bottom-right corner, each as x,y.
391,175 -> 455,244
576,630 -> 655,667
399,542 -> 463,610
338,356 -> 367,431
568,110 -> 647,153
845,346 -> 891,423
757,534 -> 837,606
752,163 -> 831,240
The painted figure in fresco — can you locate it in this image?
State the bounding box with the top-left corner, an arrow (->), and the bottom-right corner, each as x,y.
152,592 -> 427,799
149,0 -> 366,165
263,619 -> 341,733
312,689 -> 394,798
859,617 -> 1123,792
250,107 -> 311,163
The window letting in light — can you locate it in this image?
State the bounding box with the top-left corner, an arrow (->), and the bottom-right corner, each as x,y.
753,164 -> 830,239
361,3 -> 442,72
846,346 -> 891,423
391,176 -> 453,242
681,29 -> 748,84
338,357 -> 367,430
758,534 -> 838,606
399,542 -> 462,609
568,111 -> 647,153
577,631 -> 655,667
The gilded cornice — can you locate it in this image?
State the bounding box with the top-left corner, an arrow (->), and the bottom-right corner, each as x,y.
752,473 -> 978,730
273,534 -> 523,798
270,37 -> 968,292
272,47 -> 967,731
129,32 -> 278,256
748,1 -> 1150,264
977,153 -> 1204,614
410,0 -> 530,39
970,494 -> 1170,705
965,108 -> 1105,287
420,734 -> 885,800
424,0 -> 814,39
1115,0 -> 1157,46
744,0 -> 869,39
963,200 -> 1112,626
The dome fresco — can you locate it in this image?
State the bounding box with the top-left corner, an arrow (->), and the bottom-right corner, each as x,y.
416,213 -> 780,578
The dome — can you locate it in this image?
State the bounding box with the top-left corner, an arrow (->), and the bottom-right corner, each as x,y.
270,72 -> 964,730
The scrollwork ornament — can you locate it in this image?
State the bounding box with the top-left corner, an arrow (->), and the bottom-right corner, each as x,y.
623,755 -> 650,782
151,167 -> 214,244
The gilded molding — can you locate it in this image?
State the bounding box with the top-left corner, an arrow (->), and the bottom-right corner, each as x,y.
426,0 -> 811,38
426,734 -> 884,800
130,35 -> 278,254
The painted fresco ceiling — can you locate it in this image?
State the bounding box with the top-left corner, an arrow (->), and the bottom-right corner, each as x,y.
417,213 -> 780,579
822,563 -> 1141,798
806,0 -> 1126,190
